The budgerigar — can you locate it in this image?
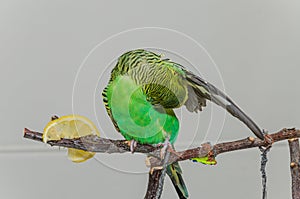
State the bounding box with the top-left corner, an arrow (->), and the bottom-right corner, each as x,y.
102,49 -> 264,198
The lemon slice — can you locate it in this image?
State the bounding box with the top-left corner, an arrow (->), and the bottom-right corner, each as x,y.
43,115 -> 100,163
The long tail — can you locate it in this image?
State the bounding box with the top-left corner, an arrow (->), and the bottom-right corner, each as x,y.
186,71 -> 264,140
166,162 -> 189,199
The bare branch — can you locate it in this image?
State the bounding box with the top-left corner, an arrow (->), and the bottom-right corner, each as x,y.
213,128 -> 300,156
23,128 -> 159,154
24,128 -> 300,164
144,170 -> 163,199
24,127 -> 300,199
288,138 -> 300,199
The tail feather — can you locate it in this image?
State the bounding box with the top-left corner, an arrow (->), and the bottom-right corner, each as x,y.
186,72 -> 264,140
167,162 -> 189,199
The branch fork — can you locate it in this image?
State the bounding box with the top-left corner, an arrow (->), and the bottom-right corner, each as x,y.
24,127 -> 300,199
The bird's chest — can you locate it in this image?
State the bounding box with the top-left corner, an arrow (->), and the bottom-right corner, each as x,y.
107,76 -> 168,131
108,76 -> 178,143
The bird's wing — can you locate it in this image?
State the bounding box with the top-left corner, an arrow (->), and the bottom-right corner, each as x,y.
183,69 -> 264,140
139,61 -> 188,109
184,83 -> 208,112
166,63 -> 208,112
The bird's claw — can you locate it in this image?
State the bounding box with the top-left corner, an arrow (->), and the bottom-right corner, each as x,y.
125,140 -> 137,153
159,139 -> 173,159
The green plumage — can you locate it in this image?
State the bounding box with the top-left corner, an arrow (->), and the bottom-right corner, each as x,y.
104,74 -> 179,144
102,49 -> 264,199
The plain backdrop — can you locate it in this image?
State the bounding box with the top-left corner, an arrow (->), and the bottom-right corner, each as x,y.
1,1 -> 299,199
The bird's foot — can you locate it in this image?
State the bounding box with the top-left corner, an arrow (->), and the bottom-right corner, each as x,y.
125,140 -> 137,153
160,139 -> 173,160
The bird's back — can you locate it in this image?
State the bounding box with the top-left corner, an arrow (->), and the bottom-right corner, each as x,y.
108,49 -> 189,108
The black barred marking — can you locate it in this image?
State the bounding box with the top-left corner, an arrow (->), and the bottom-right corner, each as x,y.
103,49 -> 187,126
101,84 -> 120,132
102,49 -> 263,149
147,67 -> 156,78
130,54 -> 141,67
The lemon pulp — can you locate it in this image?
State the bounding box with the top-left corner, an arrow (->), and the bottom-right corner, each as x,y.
43,115 -> 100,163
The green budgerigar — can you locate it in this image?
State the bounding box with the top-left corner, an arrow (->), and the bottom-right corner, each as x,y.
102,49 -> 264,198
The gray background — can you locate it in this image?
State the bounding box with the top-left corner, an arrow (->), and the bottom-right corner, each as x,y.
1,0 -> 300,198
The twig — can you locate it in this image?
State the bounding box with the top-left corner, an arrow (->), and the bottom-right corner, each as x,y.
24,127 -> 300,199
23,128 -> 159,154
288,138 -> 300,199
259,146 -> 271,199
213,128 -> 300,156
24,128 -> 300,165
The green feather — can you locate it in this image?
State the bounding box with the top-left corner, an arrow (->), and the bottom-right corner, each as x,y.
167,162 -> 189,198
191,157 -> 217,165
103,49 -> 264,198
105,74 -> 179,144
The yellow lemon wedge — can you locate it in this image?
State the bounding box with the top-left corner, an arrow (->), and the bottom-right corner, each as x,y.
43,115 -> 100,163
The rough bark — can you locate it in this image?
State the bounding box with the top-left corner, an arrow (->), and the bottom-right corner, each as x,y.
23,127 -> 300,199
288,138 -> 300,199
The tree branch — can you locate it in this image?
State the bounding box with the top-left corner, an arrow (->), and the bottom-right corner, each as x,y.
23,128 -> 300,167
24,127 -> 300,199
23,128 -> 159,154
288,138 -> 300,199
145,170 -> 163,199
